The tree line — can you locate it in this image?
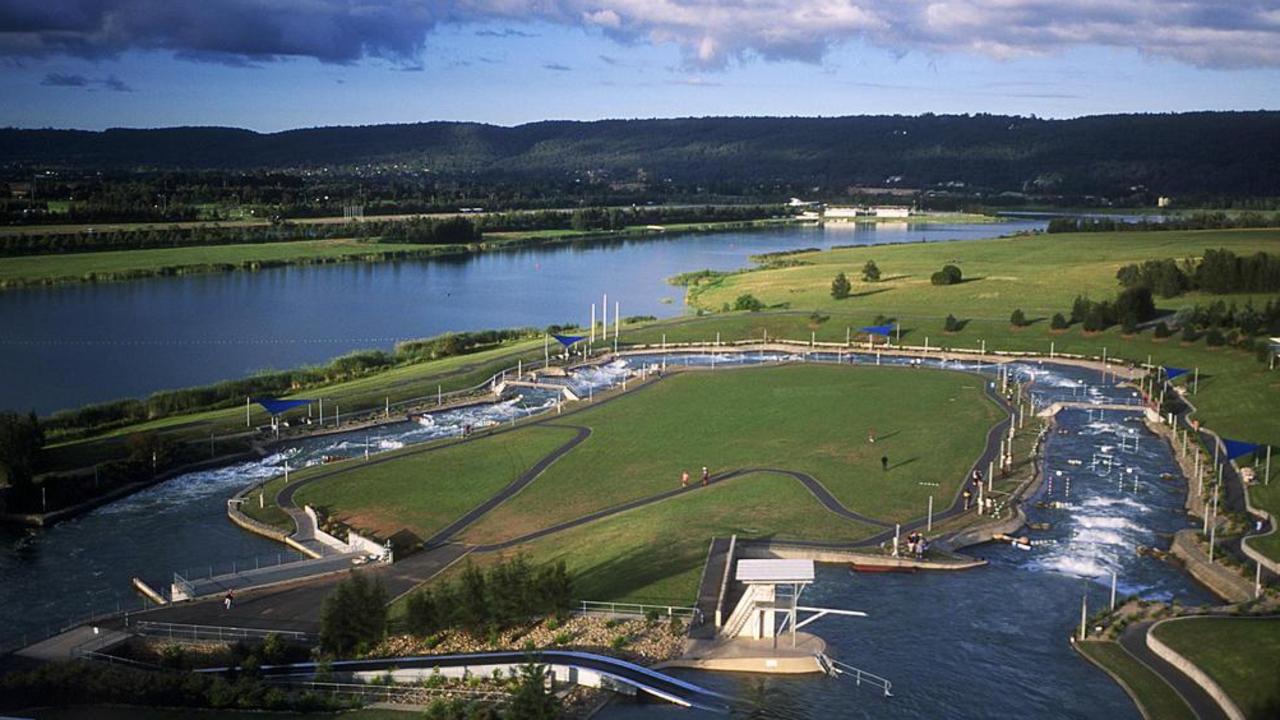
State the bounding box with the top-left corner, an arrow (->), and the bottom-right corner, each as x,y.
1115,248 -> 1280,297
1046,212 -> 1280,234
404,557 -> 574,639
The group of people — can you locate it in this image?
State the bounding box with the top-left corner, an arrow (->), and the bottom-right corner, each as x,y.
680,467 -> 711,488
905,530 -> 929,559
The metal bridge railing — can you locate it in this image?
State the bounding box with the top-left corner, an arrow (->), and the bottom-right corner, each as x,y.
128,620 -> 313,643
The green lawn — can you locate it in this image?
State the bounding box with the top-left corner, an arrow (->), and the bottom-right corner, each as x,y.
293,425 -> 579,546
460,364 -> 1000,544
1246,480 -> 1280,563
1076,640 -> 1196,720
1153,616 -> 1280,719
659,228 -> 1280,443
0,238 -> 435,286
448,471 -> 876,604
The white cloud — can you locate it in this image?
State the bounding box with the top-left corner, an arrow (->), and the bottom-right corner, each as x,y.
3,0 -> 1279,69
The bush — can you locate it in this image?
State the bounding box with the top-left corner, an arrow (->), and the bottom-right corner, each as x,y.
668,617 -> 686,637
944,314 -> 962,332
1010,309 -> 1027,327
402,557 -> 572,637
930,264 -> 962,286
862,260 -> 881,282
1121,316 -> 1139,334
1182,324 -> 1199,342
732,293 -> 765,312
1050,313 -> 1068,330
830,272 -> 852,299
319,572 -> 388,656
1153,321 -> 1172,338
1205,328 -> 1226,346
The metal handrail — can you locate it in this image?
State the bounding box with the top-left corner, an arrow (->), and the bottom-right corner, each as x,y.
826,655 -> 893,697
129,620 -> 313,643
578,600 -> 701,623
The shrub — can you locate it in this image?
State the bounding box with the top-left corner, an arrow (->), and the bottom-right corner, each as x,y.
732,293 -> 765,312
930,264 -> 963,286
1153,321 -> 1172,338
944,314 -> 962,332
1050,313 -> 1068,330
610,635 -> 629,650
668,617 -> 686,637
1010,309 -> 1027,327
1121,316 -> 1138,334
553,632 -> 571,646
1205,328 -> 1226,346
830,272 -> 852,299
862,260 -> 881,282
1182,324 -> 1199,342
319,572 -> 388,656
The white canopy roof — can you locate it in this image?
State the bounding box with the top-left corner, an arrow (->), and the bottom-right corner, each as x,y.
735,559 -> 815,584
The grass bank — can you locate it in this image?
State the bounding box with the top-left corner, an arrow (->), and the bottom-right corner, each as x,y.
1152,616 -> 1280,718
1075,640 -> 1196,720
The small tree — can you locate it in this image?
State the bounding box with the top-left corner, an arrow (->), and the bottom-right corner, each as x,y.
1153,321 -> 1172,338
732,294 -> 765,312
861,260 -> 881,282
0,410 -> 43,495
930,264 -> 963,286
1010,309 -> 1027,327
830,272 -> 852,299
507,661 -> 561,720
1050,313 -> 1068,330
1181,324 -> 1199,343
319,572 -> 388,656
1205,328 -> 1226,346
944,314 -> 962,332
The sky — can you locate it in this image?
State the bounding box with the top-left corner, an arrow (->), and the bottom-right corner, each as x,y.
1,1 -> 1279,131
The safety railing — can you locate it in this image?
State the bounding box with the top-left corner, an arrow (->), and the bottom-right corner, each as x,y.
823,654 -> 894,697
275,680 -> 509,706
128,620 -> 313,643
578,600 -> 701,623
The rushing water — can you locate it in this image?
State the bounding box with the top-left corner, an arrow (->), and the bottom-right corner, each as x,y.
0,220 -> 1042,414
1,344 -> 1215,717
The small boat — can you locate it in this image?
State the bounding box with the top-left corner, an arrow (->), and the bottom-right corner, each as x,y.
850,563 -> 916,574
1027,522 -> 1053,531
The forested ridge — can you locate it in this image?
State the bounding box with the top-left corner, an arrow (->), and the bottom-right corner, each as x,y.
3,112 -> 1279,197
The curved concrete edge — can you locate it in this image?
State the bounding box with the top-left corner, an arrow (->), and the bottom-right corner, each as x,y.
1146,617 -> 1248,720
1240,485 -> 1280,577
1168,529 -> 1254,603
1071,639 -> 1159,720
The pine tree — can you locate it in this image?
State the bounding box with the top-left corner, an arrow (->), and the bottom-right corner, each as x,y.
830,272 -> 852,299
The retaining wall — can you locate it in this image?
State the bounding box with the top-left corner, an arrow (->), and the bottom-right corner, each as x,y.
1146,618 -> 1247,720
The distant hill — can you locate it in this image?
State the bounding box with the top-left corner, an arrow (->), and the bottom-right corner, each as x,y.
3,112 -> 1279,196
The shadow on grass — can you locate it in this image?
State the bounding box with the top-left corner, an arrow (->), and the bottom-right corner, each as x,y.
888,457 -> 919,471
573,541 -> 713,604
877,430 -> 901,442
849,287 -> 892,299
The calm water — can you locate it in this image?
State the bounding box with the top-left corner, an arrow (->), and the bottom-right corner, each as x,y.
0,220 -> 1041,414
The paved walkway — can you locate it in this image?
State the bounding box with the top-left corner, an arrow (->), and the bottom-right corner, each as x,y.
1118,621 -> 1228,720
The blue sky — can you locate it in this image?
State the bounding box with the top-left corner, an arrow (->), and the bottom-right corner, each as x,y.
2,2 -> 1279,131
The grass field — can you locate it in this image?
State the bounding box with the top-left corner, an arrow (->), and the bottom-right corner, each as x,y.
1245,480 -> 1280,562
1153,616 -> 1280,718
293,425 -> 580,545
460,364 -> 1000,544
0,238 -> 436,286
460,471 -> 877,604
650,228 -> 1280,443
1075,640 -> 1196,720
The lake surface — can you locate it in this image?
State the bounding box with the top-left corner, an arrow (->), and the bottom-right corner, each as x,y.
0,219 -> 1041,414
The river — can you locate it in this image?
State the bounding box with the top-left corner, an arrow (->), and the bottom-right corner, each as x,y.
0,219 -> 1042,414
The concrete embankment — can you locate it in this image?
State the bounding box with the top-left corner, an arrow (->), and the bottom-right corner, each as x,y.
1146,617 -> 1248,720
1167,530 -> 1254,603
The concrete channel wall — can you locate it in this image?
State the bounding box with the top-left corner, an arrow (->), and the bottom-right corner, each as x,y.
1146,618 -> 1247,720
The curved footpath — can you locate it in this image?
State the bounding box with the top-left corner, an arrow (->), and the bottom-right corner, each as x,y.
1117,621 -> 1228,720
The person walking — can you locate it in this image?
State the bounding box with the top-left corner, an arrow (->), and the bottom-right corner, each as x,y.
701,466 -> 710,486
681,470 -> 689,488
881,455 -> 889,471
224,590 -> 234,611
962,488 -> 972,510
